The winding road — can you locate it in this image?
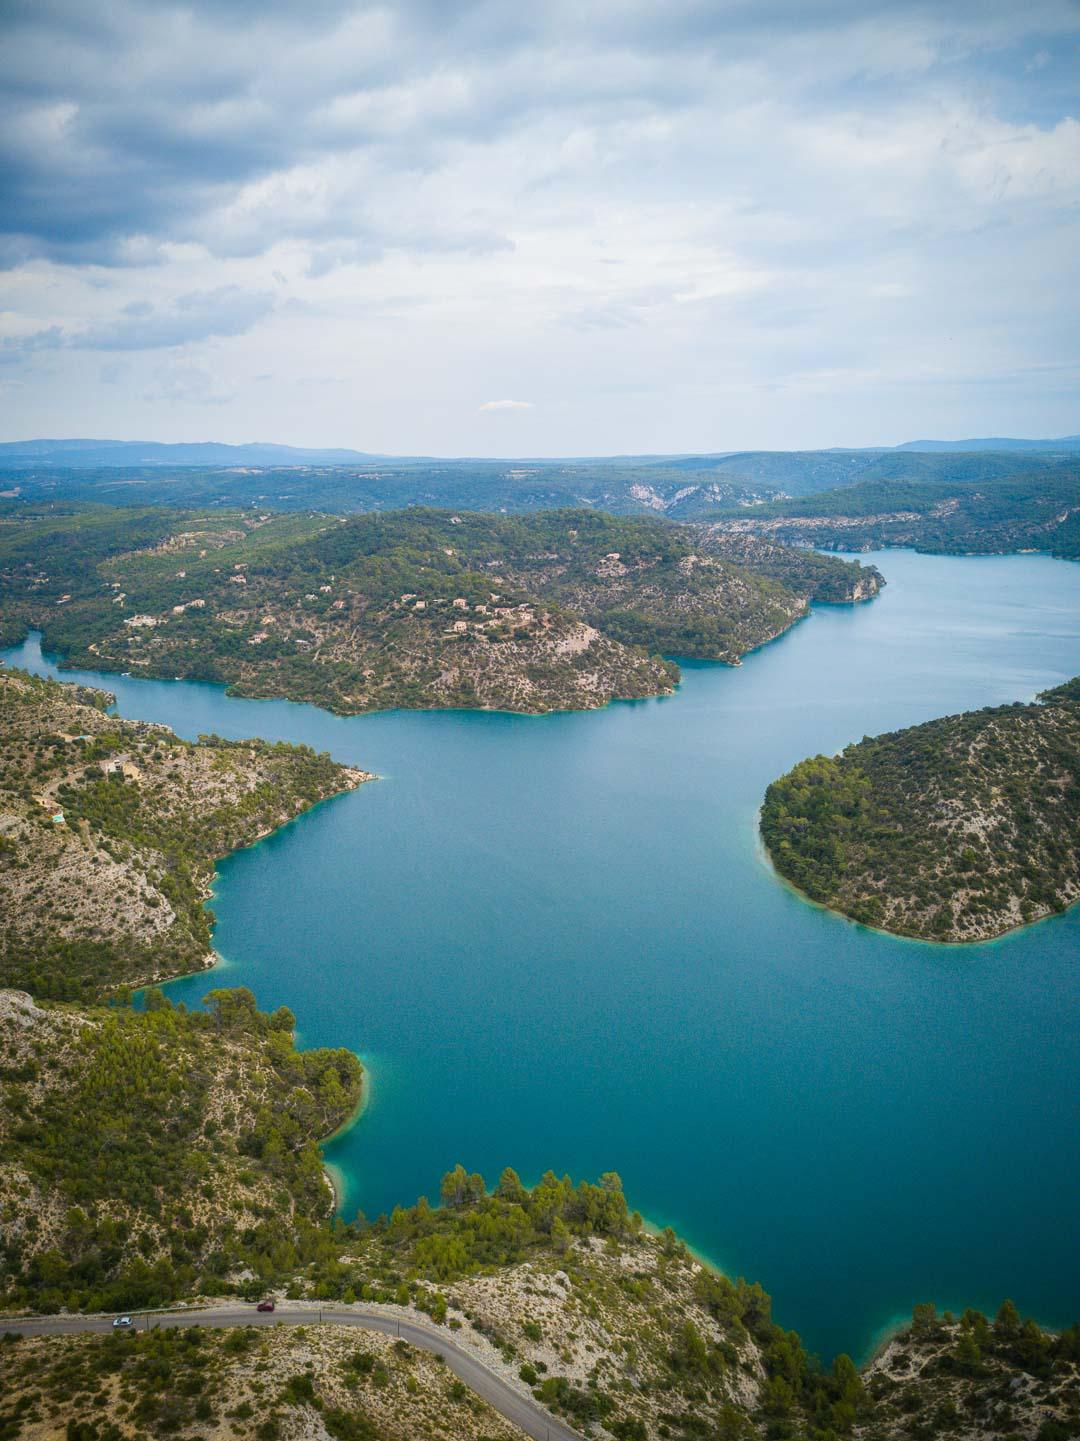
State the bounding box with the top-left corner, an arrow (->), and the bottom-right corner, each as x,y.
2,1304 -> 586,1441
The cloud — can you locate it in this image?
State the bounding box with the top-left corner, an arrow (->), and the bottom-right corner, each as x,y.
1,0 -> 1079,449
142,361 -> 235,406
3,288 -> 273,356
78,287 -> 274,350
0,326 -> 64,363
3,0 -> 1077,269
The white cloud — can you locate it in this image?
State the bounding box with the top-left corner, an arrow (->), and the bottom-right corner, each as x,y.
1,0 -> 1079,449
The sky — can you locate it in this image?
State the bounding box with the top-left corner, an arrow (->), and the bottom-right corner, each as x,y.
1,0 -> 1079,456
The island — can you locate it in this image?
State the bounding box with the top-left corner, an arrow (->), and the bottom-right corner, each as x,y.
760,679 -> 1080,941
0,503 -> 882,714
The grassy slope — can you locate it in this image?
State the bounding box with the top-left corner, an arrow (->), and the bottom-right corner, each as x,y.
858,1304 -> 1080,1441
760,679 -> 1080,941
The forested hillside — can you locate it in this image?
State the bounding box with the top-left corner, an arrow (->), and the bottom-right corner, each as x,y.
2,445 -> 1074,518
2,1149 -> 1076,1441
0,986 -> 362,1317
723,465 -> 1080,560
0,668 -> 369,997
0,503 -> 881,713
760,679 -> 1080,941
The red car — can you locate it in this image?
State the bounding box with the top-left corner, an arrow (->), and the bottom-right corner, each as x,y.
256,1300 -> 275,1313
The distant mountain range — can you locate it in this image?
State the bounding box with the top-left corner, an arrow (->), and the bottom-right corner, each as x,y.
893,435 -> 1080,453
1,434 -> 1079,469
0,439 -> 381,467
2,435 -> 1078,526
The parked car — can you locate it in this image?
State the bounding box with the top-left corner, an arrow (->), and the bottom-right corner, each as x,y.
256,1300 -> 275,1313
112,1316 -> 133,1329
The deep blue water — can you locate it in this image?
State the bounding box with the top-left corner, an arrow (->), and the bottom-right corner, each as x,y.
5,550 -> 1079,1363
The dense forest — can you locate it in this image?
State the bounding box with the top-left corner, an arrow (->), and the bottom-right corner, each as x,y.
0,986 -> 362,1317
760,678 -> 1080,941
0,503 -> 880,714
725,464 -> 1080,560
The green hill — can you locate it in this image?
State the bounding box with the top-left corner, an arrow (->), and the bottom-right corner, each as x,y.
0,504 -> 881,714
761,680 -> 1080,941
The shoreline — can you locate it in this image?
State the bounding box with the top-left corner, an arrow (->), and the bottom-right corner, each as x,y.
5,603 -> 877,723
753,808 -> 1075,949
320,1070 -> 371,1214
4,595 -> 884,730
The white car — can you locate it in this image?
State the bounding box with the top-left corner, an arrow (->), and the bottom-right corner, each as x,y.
112,1315 -> 133,1329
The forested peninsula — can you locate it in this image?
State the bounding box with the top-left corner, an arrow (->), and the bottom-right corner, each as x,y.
0,503 -> 881,714
0,668 -> 370,998
761,679 -> 1080,942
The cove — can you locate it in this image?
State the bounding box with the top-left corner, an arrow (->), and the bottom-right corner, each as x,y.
5,549 -> 1079,1364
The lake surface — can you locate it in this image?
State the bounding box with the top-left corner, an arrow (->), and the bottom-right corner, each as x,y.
5,549 -> 1079,1362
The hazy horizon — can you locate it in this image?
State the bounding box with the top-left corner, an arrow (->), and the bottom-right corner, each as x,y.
3,430 -> 1080,463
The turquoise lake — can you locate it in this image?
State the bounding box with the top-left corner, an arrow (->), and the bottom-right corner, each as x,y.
5,549 -> 1079,1362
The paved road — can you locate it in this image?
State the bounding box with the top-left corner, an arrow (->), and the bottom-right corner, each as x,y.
2,1305 -> 585,1441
